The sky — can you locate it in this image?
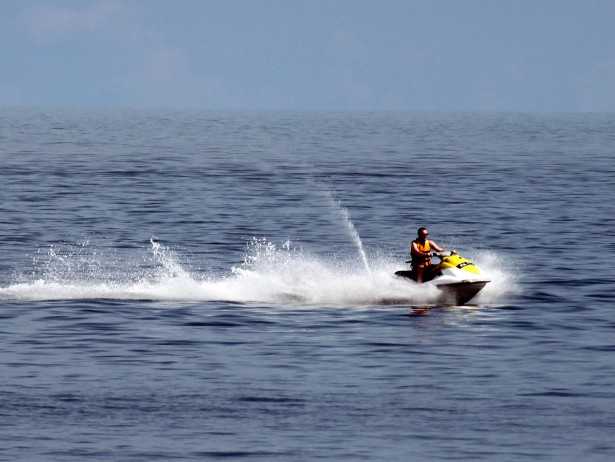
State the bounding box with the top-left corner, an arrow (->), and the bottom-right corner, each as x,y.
1,0 -> 615,111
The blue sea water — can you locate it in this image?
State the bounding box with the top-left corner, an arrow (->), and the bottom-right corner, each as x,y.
1,109 -> 614,461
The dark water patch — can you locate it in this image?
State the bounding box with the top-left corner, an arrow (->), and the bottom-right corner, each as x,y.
59,321 -> 127,332
183,316 -> 277,327
191,451 -> 293,459
43,449 -> 116,459
582,344 -> 615,352
591,444 -> 615,454
50,393 -> 83,403
153,339 -> 207,346
587,291 -> 615,301
4,361 -> 64,368
398,406 -> 460,414
236,396 -> 305,404
521,291 -> 565,303
501,319 -> 548,330
181,320 -> 243,327
360,341 -> 418,349
107,451 -> 187,461
519,389 -> 584,398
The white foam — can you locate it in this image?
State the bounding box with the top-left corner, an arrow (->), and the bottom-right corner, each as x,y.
473,250 -> 521,304
0,239 -> 516,306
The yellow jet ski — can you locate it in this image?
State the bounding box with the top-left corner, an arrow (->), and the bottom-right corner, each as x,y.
395,251 -> 490,305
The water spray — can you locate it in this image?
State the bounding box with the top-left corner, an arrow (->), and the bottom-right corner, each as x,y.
321,190 -> 371,275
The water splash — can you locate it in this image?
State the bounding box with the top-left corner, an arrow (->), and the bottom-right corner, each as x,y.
0,239 -> 517,306
473,251 -> 521,304
322,191 -> 371,274
0,239 -> 436,305
338,205 -> 371,275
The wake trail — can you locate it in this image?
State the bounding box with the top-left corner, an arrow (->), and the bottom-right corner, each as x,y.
0,239 -> 516,306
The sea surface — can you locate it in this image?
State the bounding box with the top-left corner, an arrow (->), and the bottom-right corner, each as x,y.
1,109 -> 614,461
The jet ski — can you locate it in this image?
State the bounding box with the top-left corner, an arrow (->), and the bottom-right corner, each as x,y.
395,251 -> 490,305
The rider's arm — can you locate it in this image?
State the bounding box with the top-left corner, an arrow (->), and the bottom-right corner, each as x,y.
429,240 -> 444,252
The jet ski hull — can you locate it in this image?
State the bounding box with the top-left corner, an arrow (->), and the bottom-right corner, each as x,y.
394,270 -> 489,305
435,281 -> 488,305
394,252 -> 489,305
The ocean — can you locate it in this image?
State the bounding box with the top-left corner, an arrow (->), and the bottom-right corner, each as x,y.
1,109 -> 614,460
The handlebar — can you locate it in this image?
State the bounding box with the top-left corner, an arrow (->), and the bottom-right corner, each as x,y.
405,250 -> 457,263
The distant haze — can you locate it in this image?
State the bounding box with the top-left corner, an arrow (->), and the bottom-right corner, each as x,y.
2,0 -> 614,111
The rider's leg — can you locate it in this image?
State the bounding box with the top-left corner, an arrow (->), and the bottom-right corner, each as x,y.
415,264 -> 425,283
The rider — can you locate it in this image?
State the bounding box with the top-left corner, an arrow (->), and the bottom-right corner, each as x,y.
410,227 -> 444,283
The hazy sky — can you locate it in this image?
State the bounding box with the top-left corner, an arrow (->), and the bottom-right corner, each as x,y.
1,0 -> 614,111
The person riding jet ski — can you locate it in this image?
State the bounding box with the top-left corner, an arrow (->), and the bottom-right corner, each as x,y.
396,227 -> 490,305
410,227 -> 444,282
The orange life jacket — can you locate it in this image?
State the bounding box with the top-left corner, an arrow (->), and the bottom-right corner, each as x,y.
415,239 -> 431,254
412,239 -> 431,264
